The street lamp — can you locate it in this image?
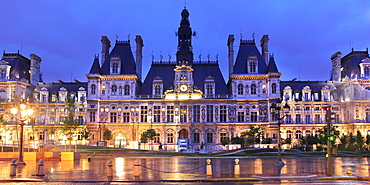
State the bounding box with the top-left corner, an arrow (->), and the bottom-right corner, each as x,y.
10,103 -> 34,165
270,99 -> 290,166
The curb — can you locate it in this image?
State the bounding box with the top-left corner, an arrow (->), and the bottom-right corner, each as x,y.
313,176 -> 370,181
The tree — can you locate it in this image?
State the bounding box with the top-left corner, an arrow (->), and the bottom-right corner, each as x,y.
240,125 -> 261,147
103,128 -> 113,141
221,137 -> 230,146
60,93 -> 79,141
356,130 -> 365,151
79,127 -> 91,143
140,132 -> 149,149
140,129 -> 156,150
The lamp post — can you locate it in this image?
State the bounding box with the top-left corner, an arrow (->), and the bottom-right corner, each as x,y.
270,99 -> 290,166
10,103 -> 34,165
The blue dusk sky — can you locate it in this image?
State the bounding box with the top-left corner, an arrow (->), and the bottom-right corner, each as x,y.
0,0 -> 369,83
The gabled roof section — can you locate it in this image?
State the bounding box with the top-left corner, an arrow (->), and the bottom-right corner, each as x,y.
88,56 -> 100,74
1,52 -> 31,82
140,62 -> 176,95
233,40 -> 268,74
100,40 -> 136,75
341,49 -> 369,79
267,56 -> 279,73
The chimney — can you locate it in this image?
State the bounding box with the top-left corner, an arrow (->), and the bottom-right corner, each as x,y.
135,35 -> 144,81
330,52 -> 342,82
260,35 -> 269,65
101,36 -> 111,66
227,34 -> 235,77
30,54 -> 42,86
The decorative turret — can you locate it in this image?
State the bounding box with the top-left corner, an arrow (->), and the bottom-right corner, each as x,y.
176,8 -> 194,63
330,52 -> 342,82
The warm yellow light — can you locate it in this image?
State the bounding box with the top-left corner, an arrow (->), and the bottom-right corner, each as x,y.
178,94 -> 188,100
27,109 -> 34,116
20,103 -> 27,110
190,94 -> 201,99
105,108 -> 109,112
10,108 -> 17,115
100,108 -> 104,112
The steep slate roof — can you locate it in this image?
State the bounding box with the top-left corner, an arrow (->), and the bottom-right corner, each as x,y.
233,40 -> 268,74
100,41 -> 136,75
280,80 -> 335,101
89,57 -> 100,74
1,52 -> 31,82
267,56 -> 279,73
140,61 -> 228,95
340,49 -> 369,79
36,81 -> 87,101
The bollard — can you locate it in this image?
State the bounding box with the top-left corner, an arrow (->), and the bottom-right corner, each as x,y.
234,159 -> 240,176
206,159 -> 212,176
346,167 -> 352,175
134,159 -> 141,180
36,159 -> 45,176
107,160 -> 113,177
10,159 -> 16,177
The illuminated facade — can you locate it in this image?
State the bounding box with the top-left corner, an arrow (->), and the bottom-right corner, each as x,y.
0,8 -> 369,152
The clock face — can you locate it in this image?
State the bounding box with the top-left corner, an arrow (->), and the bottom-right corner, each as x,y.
180,84 -> 188,92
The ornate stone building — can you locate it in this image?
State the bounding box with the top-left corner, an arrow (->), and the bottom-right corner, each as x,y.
0,8 -> 369,152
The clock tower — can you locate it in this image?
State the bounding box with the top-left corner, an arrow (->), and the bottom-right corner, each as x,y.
174,61 -> 194,92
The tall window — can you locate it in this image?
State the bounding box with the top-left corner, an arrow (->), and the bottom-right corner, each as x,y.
314,114 -> 320,123
366,109 -> 370,122
193,132 -> 200,143
251,112 -> 258,122
110,112 -> 117,123
206,105 -> 213,122
167,106 -> 174,122
305,114 -> 311,123
249,61 -> 256,73
206,84 -> 213,95
286,130 -> 292,138
193,105 -> 200,123
237,84 -> 243,95
207,132 -> 213,143
365,67 -> 370,77
89,112 -> 95,122
153,106 -> 161,122
154,133 -> 160,143
91,84 -> 96,95
220,131 -> 227,143
272,83 -> 277,93
167,132 -> 174,143
140,106 -> 148,122
295,114 -> 301,123
0,69 -> 6,79
124,85 -> 130,95
123,112 -> 130,123
180,106 -> 187,123
112,63 -> 119,74
111,85 -> 117,95
295,130 -> 302,139
285,114 -> 292,123
251,84 -> 257,94
237,111 -> 244,122
220,105 -> 227,122
154,85 -> 161,95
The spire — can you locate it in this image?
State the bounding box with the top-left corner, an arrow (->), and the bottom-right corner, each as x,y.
89,55 -> 100,74
176,8 -> 194,63
267,54 -> 279,73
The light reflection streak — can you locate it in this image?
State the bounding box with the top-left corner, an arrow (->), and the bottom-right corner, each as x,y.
115,157 -> 125,179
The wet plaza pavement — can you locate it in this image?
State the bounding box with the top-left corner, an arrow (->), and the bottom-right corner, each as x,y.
1,156 -> 370,184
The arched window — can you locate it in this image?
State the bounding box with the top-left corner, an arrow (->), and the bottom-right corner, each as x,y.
237,84 -> 243,95
111,85 -> 117,95
365,67 -> 370,77
154,85 -> 161,95
251,84 -> 257,94
286,130 -> 292,138
219,129 -> 227,143
249,61 -> 256,73
272,83 -> 277,94
124,85 -> 130,95
112,63 -> 119,74
295,130 -> 302,139
91,84 -> 96,95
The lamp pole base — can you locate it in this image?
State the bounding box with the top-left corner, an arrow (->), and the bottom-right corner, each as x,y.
274,160 -> 285,166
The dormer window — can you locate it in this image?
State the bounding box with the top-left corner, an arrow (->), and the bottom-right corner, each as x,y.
206,84 -> 214,95
154,85 -> 161,95
365,66 -> 370,77
112,63 -> 119,74
0,69 -> 6,79
249,61 -> 256,73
